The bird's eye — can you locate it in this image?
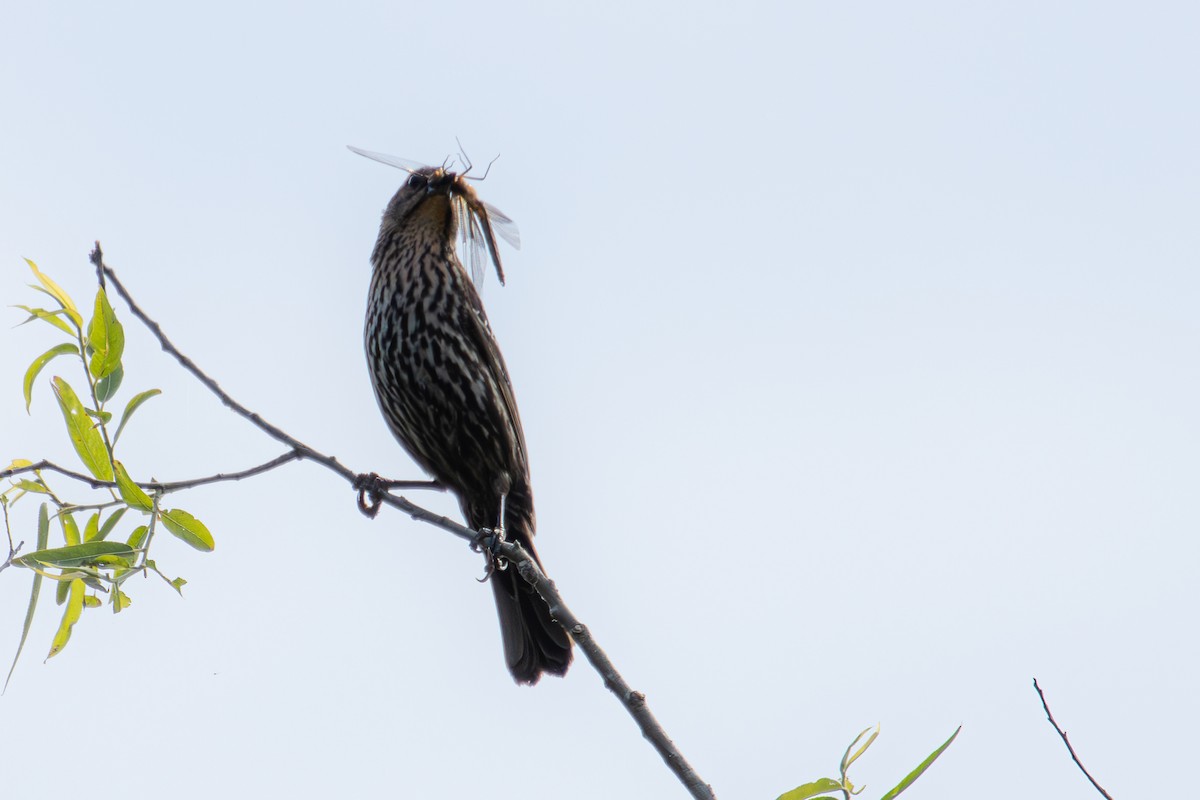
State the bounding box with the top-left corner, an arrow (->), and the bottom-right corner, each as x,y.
407,174 -> 427,189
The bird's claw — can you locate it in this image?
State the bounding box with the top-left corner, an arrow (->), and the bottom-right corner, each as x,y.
472,526 -> 509,582
354,472 -> 385,519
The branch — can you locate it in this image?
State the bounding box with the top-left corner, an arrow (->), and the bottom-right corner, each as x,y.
512,548 -> 715,799
1,452 -> 306,495
1033,678 -> 1114,800
91,244 -> 360,486
0,501 -> 20,576
88,243 -> 716,799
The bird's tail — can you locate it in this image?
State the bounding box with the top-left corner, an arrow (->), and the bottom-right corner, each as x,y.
482,517 -> 572,684
490,532 -> 573,684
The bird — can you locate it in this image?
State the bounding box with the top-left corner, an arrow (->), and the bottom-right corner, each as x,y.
355,146 -> 573,684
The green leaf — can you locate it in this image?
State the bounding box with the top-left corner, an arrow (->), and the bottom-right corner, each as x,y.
56,576 -> 71,605
84,407 -> 114,424
841,725 -> 879,775
82,595 -> 102,609
4,458 -> 34,472
113,590 -> 131,613
22,343 -> 79,412
17,541 -> 136,568
170,577 -> 188,595
777,778 -> 843,800
83,512 -> 100,543
50,377 -> 113,481
59,512 -> 81,546
47,578 -> 85,659
4,504 -> 51,692
94,363 -> 124,405
92,555 -> 132,568
87,288 -> 125,379
159,508 -> 215,552
95,507 -> 127,542
127,525 -> 149,549
25,259 -> 83,330
112,389 -> 161,447
113,461 -> 153,512
13,305 -> 76,337
13,479 -> 48,494
880,727 -> 961,800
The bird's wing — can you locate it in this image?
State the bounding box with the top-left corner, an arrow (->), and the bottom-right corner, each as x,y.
459,281 -> 531,480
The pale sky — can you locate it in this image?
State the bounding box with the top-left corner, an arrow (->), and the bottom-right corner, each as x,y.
2,3 -> 1197,798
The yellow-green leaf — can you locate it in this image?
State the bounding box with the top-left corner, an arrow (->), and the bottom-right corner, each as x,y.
50,377 -> 113,481
60,512 -> 80,546
47,578 -> 85,659
83,512 -> 100,543
23,343 -> 79,413
5,458 -> 34,472
160,508 -> 215,552
87,288 -> 125,379
170,577 -> 188,595
4,504 -> 51,691
13,305 -> 76,337
13,479 -> 48,494
84,407 -> 114,424
112,389 -> 162,446
127,525 -> 149,549
879,727 -> 962,800
56,575 -> 71,606
113,461 -> 153,512
82,595 -> 102,609
25,259 -> 82,330
113,590 -> 131,613
95,507 -> 127,542
777,778 -> 842,800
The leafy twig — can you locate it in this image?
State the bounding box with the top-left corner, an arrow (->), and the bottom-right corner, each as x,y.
1033,678 -> 1114,799
90,242 -> 716,800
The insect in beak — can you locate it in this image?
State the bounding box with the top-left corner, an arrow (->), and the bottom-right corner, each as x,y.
348,145 -> 522,289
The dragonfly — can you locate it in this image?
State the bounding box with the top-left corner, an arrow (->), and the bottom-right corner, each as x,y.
348,145 -> 522,289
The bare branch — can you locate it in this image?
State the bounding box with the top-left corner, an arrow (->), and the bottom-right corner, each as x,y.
2,461 -> 105,489
0,502 -> 21,576
89,243 -> 716,799
511,543 -> 716,800
151,450 -> 304,491
1033,678 -> 1114,800
1,452 -> 307,495
91,243 -> 360,486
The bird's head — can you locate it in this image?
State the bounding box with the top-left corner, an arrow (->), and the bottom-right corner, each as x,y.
351,145 -> 520,287
383,166 -> 459,231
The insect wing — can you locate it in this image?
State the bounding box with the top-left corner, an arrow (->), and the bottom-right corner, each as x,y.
472,203 -> 507,286
346,146 -> 427,173
482,201 -> 521,250
451,197 -> 486,289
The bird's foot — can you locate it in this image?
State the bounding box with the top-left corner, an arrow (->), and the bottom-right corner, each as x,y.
353,472 -> 387,518
472,525 -> 509,582
354,473 -> 444,519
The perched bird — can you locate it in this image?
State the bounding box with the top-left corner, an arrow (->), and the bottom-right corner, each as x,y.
353,146 -> 572,684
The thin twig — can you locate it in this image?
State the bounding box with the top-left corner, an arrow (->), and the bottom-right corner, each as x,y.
1033,678 -> 1114,799
90,243 -> 715,800
2,502 -> 13,553
1,452 -> 306,495
151,451 -> 305,491
0,502 -> 21,576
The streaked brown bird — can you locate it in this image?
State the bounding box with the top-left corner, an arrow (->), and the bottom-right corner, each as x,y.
353,146 -> 572,684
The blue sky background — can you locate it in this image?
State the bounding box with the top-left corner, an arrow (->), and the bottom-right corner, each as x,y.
2,3 -> 1197,798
